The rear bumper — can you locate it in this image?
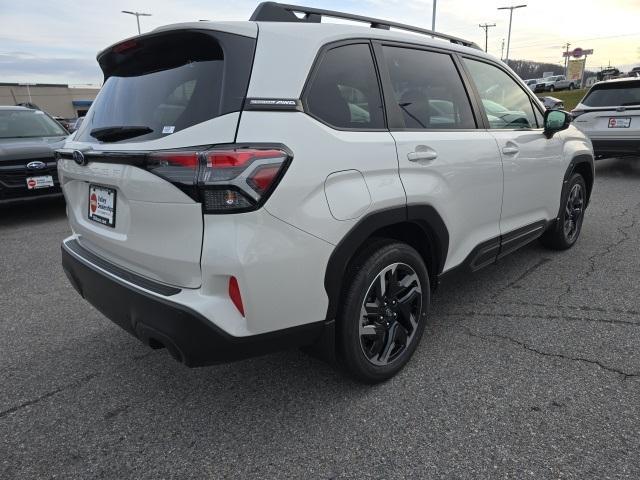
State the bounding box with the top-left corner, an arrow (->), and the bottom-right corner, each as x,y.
61,239 -> 328,366
591,139 -> 640,158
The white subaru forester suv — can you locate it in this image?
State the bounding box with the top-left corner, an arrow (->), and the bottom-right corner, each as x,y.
58,2 -> 594,383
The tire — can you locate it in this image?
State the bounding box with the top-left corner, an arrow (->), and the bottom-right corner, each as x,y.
569,83 -> 575,90
549,85 -> 555,92
540,173 -> 587,250
337,239 -> 430,383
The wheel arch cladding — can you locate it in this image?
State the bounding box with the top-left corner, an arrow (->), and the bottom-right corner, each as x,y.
323,205 -> 449,322
567,154 -> 594,207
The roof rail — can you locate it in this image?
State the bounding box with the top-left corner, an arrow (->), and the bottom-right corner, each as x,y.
250,2 -> 480,50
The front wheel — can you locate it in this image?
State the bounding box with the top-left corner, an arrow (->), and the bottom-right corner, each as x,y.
549,85 -> 555,92
337,240 -> 430,383
540,173 -> 587,250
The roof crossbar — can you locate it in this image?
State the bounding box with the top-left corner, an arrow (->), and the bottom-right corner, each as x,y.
250,2 -> 481,50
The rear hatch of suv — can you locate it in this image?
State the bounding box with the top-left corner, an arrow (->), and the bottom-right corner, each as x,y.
573,79 -> 640,137
58,25 -> 257,288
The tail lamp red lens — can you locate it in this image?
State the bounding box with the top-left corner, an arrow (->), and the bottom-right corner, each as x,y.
143,146 -> 291,214
228,276 -> 245,317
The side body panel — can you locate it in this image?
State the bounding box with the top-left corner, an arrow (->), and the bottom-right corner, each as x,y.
391,131 -> 503,271
235,111 -> 405,246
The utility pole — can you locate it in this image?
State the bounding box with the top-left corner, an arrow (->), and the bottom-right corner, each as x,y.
431,0 -> 437,31
501,39 -> 505,60
479,23 -> 496,53
121,10 -> 152,35
498,4 -> 527,63
563,42 -> 571,77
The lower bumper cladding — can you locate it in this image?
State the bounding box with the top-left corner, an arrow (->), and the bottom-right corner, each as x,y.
61,240 -> 327,366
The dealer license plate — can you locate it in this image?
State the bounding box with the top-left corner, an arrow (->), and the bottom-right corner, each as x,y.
26,175 -> 54,190
608,117 -> 631,128
88,184 -> 117,228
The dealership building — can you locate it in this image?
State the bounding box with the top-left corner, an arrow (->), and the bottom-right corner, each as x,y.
0,83 -> 100,119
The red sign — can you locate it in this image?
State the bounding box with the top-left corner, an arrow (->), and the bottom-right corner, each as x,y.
563,48 -> 594,58
90,192 -> 98,213
27,179 -> 36,189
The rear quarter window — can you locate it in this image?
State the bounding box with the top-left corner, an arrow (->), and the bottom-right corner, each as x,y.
304,43 -> 385,130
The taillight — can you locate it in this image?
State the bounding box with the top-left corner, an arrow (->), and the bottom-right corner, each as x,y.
199,147 -> 291,214
143,145 -> 291,214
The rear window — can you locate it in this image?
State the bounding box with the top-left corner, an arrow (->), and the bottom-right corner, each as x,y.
0,110 -> 67,138
76,30 -> 255,143
582,81 -> 640,107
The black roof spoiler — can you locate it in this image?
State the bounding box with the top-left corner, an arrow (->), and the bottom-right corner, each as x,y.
250,2 -> 481,50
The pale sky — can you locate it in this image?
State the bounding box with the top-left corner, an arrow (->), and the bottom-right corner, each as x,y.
1,0 -> 639,85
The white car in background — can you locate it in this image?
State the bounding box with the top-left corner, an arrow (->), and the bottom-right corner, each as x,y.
572,77 -> 640,158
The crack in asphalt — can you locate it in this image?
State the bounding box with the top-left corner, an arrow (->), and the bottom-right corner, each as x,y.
0,373 -> 98,419
457,325 -> 639,381
491,257 -> 552,300
444,300 -> 640,317
555,203 -> 639,305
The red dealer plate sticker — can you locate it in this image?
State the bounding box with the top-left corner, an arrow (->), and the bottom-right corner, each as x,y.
88,184 -> 117,228
608,117 -> 631,128
26,175 -> 54,190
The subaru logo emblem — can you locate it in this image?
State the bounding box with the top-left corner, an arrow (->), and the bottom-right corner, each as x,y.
72,150 -> 86,166
26,161 -> 46,170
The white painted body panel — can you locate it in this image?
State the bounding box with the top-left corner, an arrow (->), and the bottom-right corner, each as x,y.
488,129 -> 565,234
391,131 -> 503,271
58,113 -> 241,288
236,111 -> 405,245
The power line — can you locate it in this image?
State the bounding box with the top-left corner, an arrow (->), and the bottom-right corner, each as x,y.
510,32 -> 640,51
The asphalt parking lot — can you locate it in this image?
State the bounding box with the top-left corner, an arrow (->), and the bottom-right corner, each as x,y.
1,157 -> 639,479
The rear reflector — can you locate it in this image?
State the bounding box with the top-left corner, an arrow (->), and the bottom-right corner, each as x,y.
228,276 -> 245,317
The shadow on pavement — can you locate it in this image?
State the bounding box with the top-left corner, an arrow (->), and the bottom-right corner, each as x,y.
0,197 -> 67,229
595,156 -> 640,178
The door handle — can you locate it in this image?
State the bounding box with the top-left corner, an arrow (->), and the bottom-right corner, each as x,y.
407,146 -> 438,162
502,146 -> 520,155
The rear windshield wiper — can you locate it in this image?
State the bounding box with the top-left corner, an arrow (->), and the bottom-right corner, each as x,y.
90,125 -> 153,142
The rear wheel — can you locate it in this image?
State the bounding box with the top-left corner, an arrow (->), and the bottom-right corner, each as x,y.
540,173 -> 587,250
337,240 -> 430,383
549,85 -> 555,92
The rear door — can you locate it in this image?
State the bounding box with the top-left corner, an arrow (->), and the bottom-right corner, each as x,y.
461,57 -> 564,238
58,27 -> 257,288
376,44 -> 504,271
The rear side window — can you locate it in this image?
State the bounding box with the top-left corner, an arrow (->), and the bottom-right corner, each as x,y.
582,81 -> 640,107
76,30 -> 255,143
305,43 -> 385,130
463,58 -> 538,129
382,46 -> 475,129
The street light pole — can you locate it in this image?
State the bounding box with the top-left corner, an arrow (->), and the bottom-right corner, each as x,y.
498,4 -> 527,63
432,0 -> 437,31
121,10 -> 152,35
479,23 -> 496,53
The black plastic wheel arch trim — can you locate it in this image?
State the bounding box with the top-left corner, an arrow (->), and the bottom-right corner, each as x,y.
61,241 -> 328,366
562,154 -> 594,210
323,204 -> 449,322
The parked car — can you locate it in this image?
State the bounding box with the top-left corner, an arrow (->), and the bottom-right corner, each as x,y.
57,2 -> 594,383
532,79 -> 547,93
539,96 -> 565,110
539,75 -> 577,92
0,106 -> 68,204
572,77 -> 640,158
524,78 -> 538,91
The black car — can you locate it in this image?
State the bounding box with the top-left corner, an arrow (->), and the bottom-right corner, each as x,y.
0,106 -> 68,204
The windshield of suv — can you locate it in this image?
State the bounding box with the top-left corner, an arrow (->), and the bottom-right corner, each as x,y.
0,110 -> 67,138
76,30 -> 255,143
582,81 -> 640,107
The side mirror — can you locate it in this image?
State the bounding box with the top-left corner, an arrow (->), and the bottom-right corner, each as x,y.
544,110 -> 571,138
